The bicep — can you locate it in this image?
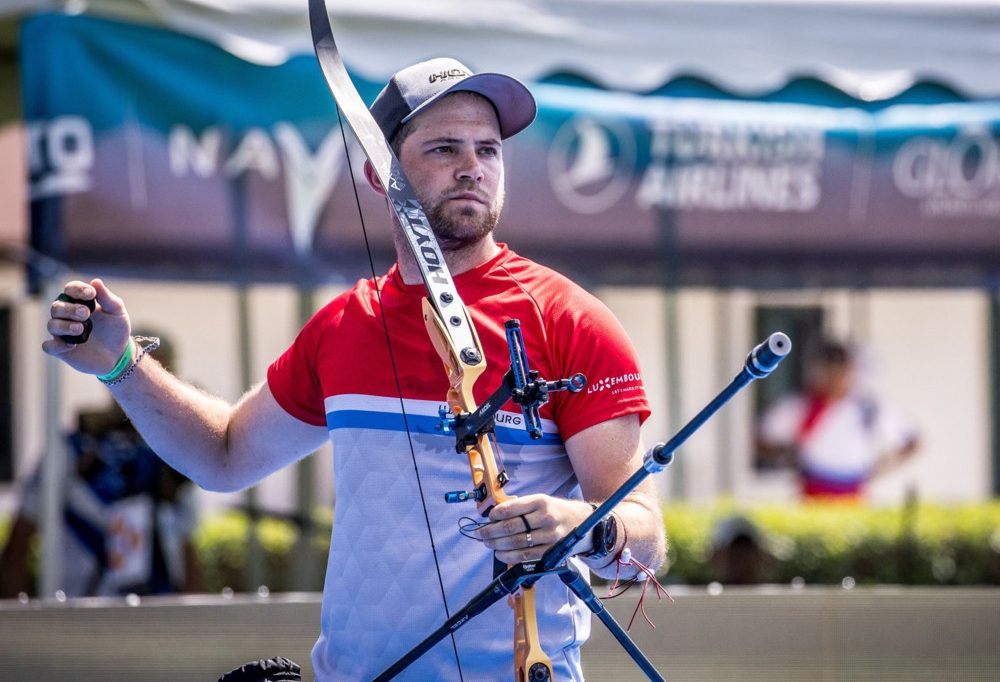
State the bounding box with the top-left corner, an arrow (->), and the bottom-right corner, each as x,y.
226,381 -> 329,486
564,413 -> 651,502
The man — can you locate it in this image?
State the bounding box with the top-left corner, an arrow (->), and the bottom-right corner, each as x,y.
44,58 -> 665,680
757,339 -> 919,499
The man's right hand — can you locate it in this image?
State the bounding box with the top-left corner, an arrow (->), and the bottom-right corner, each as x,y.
42,278 -> 133,377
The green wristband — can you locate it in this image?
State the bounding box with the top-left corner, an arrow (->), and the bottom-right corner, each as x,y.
97,339 -> 136,383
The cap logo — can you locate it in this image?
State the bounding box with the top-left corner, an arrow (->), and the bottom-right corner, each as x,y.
428,68 -> 471,84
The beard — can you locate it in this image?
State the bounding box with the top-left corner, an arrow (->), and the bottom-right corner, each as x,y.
420,183 -> 504,252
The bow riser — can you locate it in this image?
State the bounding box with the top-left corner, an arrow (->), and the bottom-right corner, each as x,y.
422,297 -> 553,682
423,299 -> 511,513
513,587 -> 552,681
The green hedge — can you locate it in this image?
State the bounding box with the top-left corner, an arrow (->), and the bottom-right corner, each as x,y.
4,501 -> 999,593
190,501 -> 999,592
193,510 -> 332,592
661,500 -> 1000,586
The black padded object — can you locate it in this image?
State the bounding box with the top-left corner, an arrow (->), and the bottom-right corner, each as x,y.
217,656 -> 302,682
56,293 -> 95,344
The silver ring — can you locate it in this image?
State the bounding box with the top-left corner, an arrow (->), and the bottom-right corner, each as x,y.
526,532 -> 534,548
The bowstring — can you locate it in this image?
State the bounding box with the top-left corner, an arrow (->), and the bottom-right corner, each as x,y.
333,107 -> 466,681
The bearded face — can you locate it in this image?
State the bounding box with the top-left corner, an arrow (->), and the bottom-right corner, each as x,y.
418,180 -> 505,251
394,92 -> 506,253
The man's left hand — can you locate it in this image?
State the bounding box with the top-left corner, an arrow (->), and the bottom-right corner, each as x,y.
475,494 -> 593,564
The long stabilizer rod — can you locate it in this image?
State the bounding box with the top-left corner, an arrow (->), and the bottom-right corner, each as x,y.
541,332 -> 791,572
375,332 -> 791,681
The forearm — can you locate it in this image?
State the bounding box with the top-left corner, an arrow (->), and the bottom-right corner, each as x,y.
107,357 -> 234,485
109,353 -> 325,491
583,488 -> 665,580
44,280 -> 322,492
106,355 -> 245,491
563,416 -> 667,579
44,280 -> 242,488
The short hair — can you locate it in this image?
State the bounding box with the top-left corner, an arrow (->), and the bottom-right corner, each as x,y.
818,339 -> 852,365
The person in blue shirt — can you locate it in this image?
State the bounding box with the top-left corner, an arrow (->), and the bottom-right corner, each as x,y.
1,337 -> 201,598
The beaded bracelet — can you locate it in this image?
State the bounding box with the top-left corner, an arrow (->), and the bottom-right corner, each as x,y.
96,338 -> 136,382
98,336 -> 161,386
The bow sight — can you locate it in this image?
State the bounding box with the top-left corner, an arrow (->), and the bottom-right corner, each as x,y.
442,319 -> 586,505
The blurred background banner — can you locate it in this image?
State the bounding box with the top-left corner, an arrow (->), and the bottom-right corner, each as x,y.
23,12 -> 376,285
22,9 -> 1000,287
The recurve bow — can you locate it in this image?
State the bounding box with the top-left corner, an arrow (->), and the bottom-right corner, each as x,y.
307,1 -> 552,679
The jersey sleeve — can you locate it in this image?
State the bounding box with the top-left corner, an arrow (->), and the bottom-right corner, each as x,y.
267,298 -> 347,427
547,291 -> 650,441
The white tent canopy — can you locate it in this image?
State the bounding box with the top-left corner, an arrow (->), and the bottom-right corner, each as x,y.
12,0 -> 1000,100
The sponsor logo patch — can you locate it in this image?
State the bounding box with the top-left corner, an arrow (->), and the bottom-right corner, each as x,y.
429,69 -> 470,84
587,372 -> 643,396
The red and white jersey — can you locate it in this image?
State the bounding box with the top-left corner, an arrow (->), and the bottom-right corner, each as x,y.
760,392 -> 916,495
267,245 -> 649,681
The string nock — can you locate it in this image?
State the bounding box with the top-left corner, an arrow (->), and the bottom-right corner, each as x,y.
437,404 -> 457,434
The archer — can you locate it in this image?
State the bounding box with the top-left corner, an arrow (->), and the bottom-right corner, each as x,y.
44,56 -> 666,680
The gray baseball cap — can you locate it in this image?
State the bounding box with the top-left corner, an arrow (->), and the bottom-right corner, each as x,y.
370,57 -> 537,142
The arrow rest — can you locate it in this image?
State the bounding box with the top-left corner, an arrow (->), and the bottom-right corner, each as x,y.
440,320 -> 588,453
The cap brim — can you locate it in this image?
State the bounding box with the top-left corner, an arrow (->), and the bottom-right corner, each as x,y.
401,72 -> 537,139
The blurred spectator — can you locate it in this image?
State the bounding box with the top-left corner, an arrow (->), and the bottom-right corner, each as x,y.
757,339 -> 919,500
1,336 -> 200,598
709,515 -> 768,585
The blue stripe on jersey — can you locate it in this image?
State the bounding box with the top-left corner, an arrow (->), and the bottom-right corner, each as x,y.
326,409 -> 562,446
